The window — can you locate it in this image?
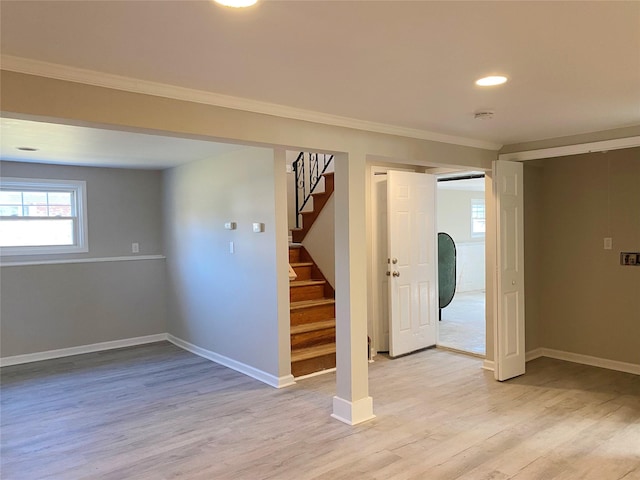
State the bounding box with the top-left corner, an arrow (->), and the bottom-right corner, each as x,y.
471,198 -> 485,237
0,178 -> 88,255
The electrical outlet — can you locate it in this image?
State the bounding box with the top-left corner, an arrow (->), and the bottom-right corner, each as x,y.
604,237 -> 612,250
229,241 -> 234,254
132,242 -> 139,253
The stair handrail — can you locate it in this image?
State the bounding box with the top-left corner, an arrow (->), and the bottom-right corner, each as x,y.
292,152 -> 334,228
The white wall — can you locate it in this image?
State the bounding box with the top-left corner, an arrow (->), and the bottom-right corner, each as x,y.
301,194 -> 335,288
164,147 -> 291,382
437,187 -> 486,292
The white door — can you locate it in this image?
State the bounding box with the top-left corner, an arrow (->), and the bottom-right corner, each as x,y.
494,160 -> 525,380
388,171 -> 438,357
372,172 -> 390,352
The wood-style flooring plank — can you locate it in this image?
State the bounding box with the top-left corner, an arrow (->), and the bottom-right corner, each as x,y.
1,342 -> 638,480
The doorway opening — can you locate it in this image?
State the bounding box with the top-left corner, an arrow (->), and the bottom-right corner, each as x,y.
436,173 -> 486,356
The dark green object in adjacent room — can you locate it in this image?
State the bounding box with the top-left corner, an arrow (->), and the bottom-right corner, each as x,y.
438,232 -> 456,321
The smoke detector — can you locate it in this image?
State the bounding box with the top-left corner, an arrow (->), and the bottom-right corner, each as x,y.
474,111 -> 495,120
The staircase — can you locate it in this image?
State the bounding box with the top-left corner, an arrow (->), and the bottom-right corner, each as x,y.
291,171 -> 334,243
291,150 -> 334,243
289,245 -> 336,377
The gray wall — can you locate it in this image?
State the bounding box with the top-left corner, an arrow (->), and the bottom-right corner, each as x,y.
1,260 -> 166,356
0,161 -> 164,261
164,147 -> 286,378
0,162 -> 166,357
524,147 -> 640,364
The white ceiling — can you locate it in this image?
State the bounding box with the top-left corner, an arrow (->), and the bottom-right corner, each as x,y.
0,118 -> 243,169
1,0 -> 639,167
437,177 -> 485,192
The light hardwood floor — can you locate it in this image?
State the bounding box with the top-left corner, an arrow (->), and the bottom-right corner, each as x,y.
1,342 -> 639,479
438,291 -> 486,356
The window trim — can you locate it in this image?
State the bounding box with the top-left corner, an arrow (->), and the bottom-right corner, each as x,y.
471,197 -> 486,238
0,177 -> 88,256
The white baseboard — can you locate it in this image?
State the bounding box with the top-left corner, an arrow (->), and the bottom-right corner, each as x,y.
525,348 -> 545,362
526,348 -> 640,375
331,395 -> 376,426
0,333 -> 168,367
295,367 -> 336,381
482,360 -> 495,371
526,348 -> 639,376
167,334 -> 295,388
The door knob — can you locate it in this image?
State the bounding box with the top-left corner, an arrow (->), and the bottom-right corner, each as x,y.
392,258 -> 398,264
392,271 -> 400,277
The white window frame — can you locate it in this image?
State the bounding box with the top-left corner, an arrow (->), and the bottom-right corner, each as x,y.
471,198 -> 486,238
0,177 -> 88,256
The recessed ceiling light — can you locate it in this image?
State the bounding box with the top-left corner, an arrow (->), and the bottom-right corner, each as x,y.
214,0 -> 258,7
474,111 -> 495,120
475,76 -> 508,87
17,147 -> 39,152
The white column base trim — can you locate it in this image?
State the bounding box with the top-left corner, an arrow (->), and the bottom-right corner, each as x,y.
0,333 -> 168,367
331,395 -> 375,425
167,334 -> 296,388
482,360 -> 495,371
526,348 -> 639,376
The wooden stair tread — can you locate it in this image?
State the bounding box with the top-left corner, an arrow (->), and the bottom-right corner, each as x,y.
290,279 -> 325,287
290,298 -> 335,310
291,343 -> 336,362
290,262 -> 313,267
290,319 -> 335,335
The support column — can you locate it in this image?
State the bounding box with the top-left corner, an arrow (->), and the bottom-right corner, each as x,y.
332,152 -> 375,425
274,148 -> 296,388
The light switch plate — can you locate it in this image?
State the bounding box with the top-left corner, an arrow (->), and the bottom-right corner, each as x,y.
604,237 -> 612,250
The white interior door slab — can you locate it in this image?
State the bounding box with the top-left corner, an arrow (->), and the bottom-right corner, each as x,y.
372,172 -> 390,352
494,160 -> 526,380
388,171 -> 437,357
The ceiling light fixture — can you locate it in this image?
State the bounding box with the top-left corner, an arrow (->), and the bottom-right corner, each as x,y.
474,111 -> 495,120
475,76 -> 508,87
17,147 -> 39,151
214,0 -> 258,7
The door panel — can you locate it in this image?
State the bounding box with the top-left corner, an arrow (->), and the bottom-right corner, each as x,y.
388,171 -> 437,357
494,160 -> 525,380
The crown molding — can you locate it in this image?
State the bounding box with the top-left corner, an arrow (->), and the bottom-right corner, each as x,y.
498,136 -> 640,161
1,55 -> 501,151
